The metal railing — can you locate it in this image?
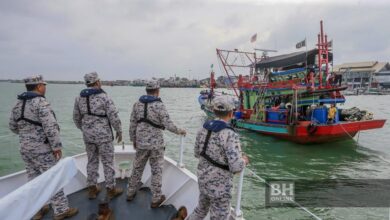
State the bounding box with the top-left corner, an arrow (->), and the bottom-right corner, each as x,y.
233,170 -> 245,219
177,136 -> 185,168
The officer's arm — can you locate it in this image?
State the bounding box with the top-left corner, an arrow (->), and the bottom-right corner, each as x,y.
194,129 -> 203,158
129,103 -> 138,143
73,97 -> 82,129
39,100 -> 63,151
8,106 -> 19,134
105,96 -> 122,134
224,131 -> 245,174
158,103 -> 180,134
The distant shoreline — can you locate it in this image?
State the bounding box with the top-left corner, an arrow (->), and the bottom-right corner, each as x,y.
0,80 -> 206,88
0,75 -> 233,88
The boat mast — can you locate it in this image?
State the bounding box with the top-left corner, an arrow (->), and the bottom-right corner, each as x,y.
317,20 -> 330,89
210,70 -> 216,94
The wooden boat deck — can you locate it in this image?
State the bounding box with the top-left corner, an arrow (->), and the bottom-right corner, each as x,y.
42,178 -> 177,220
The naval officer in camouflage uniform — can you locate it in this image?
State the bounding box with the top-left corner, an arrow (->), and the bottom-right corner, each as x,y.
127,80 -> 186,208
188,95 -> 249,220
73,72 -> 123,200
9,75 -> 78,220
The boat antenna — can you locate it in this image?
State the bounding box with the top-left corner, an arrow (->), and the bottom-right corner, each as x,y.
254,48 -> 277,60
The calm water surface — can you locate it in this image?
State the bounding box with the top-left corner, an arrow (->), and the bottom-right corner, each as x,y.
0,82 -> 389,220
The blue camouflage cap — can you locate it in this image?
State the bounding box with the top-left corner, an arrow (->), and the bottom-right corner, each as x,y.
146,80 -> 160,90
213,95 -> 235,112
84,72 -> 100,85
24,75 -> 47,85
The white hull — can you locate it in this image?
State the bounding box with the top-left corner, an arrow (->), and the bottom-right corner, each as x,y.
0,145 -> 244,220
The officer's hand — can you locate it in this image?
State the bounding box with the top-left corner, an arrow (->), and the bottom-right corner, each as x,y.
178,129 -> 187,136
242,155 -> 249,166
116,132 -> 122,144
53,149 -> 62,161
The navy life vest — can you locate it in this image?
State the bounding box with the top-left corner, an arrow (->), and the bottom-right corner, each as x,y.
137,95 -> 165,130
200,120 -> 235,171
16,92 -> 45,127
16,92 -> 50,144
80,88 -> 113,139
80,88 -> 108,118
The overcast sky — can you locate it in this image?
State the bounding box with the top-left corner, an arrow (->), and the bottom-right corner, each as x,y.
0,0 -> 389,80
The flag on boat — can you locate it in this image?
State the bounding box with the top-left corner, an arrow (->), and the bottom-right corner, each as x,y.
210,64 -> 214,68
250,33 -> 257,43
327,40 -> 333,48
296,39 -> 306,49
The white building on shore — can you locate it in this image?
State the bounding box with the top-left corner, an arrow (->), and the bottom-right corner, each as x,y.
333,61 -> 390,90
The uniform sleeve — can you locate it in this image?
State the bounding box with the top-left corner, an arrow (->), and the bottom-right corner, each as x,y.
194,129 -> 203,158
129,103 -> 138,143
158,103 -> 180,134
105,96 -> 122,134
8,107 -> 19,134
73,97 -> 82,129
224,131 -> 245,174
39,100 -> 62,151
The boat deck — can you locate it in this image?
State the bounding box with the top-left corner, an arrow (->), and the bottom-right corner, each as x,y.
42,178 -> 178,220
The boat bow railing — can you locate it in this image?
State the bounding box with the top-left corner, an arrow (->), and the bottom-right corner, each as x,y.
177,135 -> 185,168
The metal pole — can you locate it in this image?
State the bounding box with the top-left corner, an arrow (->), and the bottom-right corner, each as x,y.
368,71 -> 372,93
177,136 -> 185,168
294,88 -> 298,123
305,37 -> 308,68
234,170 -> 245,217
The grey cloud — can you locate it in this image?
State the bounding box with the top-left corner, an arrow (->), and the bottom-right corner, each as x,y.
0,0 -> 389,80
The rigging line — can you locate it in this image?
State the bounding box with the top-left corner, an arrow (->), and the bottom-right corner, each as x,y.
217,56 -> 225,79
232,56 -> 238,65
338,122 -> 355,139
182,116 -> 197,125
310,94 -> 316,122
240,52 -> 246,66
245,168 -> 322,220
0,134 -> 15,139
64,139 -> 83,148
356,131 -> 360,143
378,155 -> 390,164
220,52 -> 238,78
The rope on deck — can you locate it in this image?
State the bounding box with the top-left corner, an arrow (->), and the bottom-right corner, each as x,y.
245,168 -> 322,220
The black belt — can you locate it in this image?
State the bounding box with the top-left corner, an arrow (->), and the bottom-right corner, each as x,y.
16,99 -> 49,144
136,102 -> 165,130
200,130 -> 230,171
85,95 -> 114,140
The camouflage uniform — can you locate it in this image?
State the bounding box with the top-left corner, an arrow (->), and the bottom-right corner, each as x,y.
128,81 -> 184,203
8,75 -> 70,216
73,72 -> 122,189
189,96 -> 246,220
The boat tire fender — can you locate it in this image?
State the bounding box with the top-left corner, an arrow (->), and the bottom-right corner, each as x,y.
307,123 -> 318,135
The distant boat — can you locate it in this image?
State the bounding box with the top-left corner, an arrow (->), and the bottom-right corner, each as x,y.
199,21 -> 386,144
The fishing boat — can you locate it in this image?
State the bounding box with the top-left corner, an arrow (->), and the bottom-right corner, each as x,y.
0,141 -> 246,220
199,21 -> 386,144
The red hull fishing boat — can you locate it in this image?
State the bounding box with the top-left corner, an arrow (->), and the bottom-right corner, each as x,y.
199,21 -> 386,144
